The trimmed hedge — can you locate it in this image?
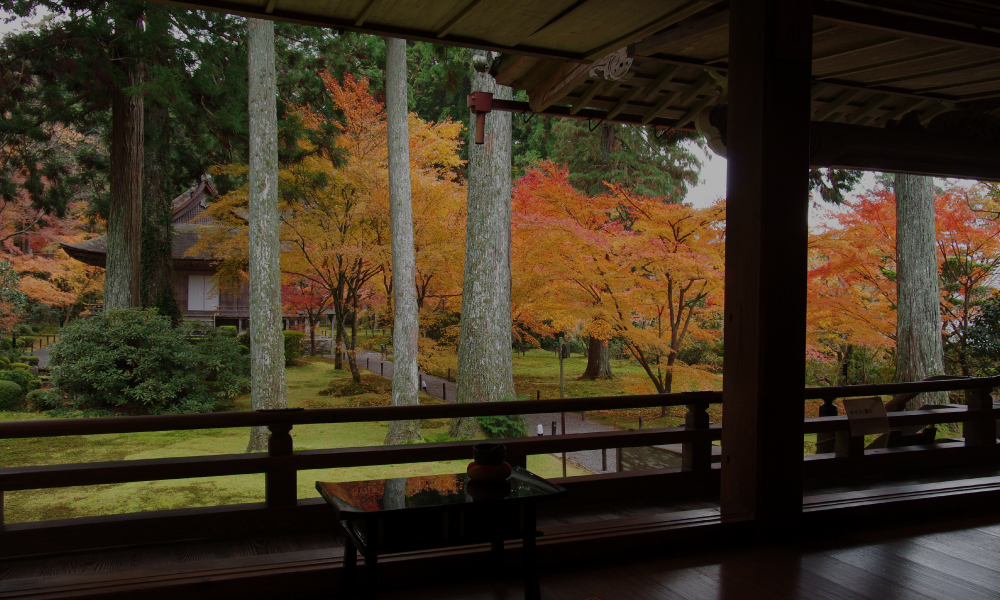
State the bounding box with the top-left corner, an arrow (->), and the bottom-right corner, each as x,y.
0,368 -> 35,392
283,330 -> 304,366
0,380 -> 23,410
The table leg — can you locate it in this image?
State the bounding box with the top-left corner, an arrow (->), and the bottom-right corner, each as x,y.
491,539 -> 504,565
342,535 -> 357,598
523,503 -> 540,600
363,552 -> 378,600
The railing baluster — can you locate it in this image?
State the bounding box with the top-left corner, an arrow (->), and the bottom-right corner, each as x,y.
682,401 -> 711,471
815,398 -> 838,454
266,422 -> 297,508
963,387 -> 996,447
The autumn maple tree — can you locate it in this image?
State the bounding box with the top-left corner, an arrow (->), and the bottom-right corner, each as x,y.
512,162 -> 725,396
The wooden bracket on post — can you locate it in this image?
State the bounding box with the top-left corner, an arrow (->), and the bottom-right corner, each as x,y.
964,387 -> 996,447
466,91 -> 493,144
682,401 -> 712,471
266,422 -> 297,508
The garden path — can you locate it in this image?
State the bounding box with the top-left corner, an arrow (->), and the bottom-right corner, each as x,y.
30,346 -> 50,368
333,349 -> 618,474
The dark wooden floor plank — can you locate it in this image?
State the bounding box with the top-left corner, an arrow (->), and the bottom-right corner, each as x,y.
821,545 -> 997,600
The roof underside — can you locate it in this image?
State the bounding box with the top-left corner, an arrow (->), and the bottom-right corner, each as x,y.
155,0 -> 1000,128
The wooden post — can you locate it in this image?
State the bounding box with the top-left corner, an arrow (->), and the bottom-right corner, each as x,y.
964,387 -> 996,447
561,411 -> 567,477
835,430 -> 864,458
721,0 -> 813,533
265,422 -> 297,508
815,398 -> 838,454
682,401 -> 712,472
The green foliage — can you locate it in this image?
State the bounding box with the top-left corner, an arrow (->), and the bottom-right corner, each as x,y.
24,388 -> 51,410
218,325 -> 238,337
0,368 -> 35,392
49,309 -> 249,415
0,380 -> 23,410
19,356 -> 40,366
0,356 -> 8,368
476,395 -> 528,439
283,330 -> 305,366
966,294 -> 1000,375
10,363 -> 30,370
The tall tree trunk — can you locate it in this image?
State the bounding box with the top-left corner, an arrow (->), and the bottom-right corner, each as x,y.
581,336 -> 613,379
247,18 -> 287,452
334,315 -> 345,369
140,103 -> 181,323
581,124 -> 616,379
384,37 -> 421,445
451,51 -> 516,438
895,173 -> 946,407
105,63 -> 144,310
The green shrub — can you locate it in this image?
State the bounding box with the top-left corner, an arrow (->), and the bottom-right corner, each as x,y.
0,368 -> 35,392
237,332 -> 251,352
0,356 -> 9,368
10,363 -> 30,371
0,380 -> 23,410
476,395 -> 528,439
283,330 -> 304,366
218,325 -> 238,337
19,356 -> 39,366
15,336 -> 36,348
24,388 -> 52,410
50,308 -> 250,415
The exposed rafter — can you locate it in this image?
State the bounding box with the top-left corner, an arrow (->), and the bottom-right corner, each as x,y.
814,89 -> 866,121
815,47 -> 965,80
435,0 -> 487,38
583,0 -> 721,61
631,9 -> 729,57
354,0 -> 381,26
814,0 -> 1000,52
527,61 -> 595,112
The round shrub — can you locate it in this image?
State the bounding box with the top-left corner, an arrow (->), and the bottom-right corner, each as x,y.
0,368 -> 35,392
24,388 -> 52,411
0,380 -> 23,410
19,356 -> 39,366
15,336 -> 37,349
218,325 -> 238,337
10,362 -> 29,370
0,356 -> 9,368
283,330 -> 304,366
50,308 -> 250,415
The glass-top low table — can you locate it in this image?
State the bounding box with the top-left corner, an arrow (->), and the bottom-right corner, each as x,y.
316,466 -> 567,600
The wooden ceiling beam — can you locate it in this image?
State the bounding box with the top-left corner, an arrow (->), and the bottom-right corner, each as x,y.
814,89 -> 866,121
527,61 -> 595,112
435,0 -> 487,38
569,79 -> 606,115
489,97 -> 696,131
867,58 -> 1000,87
583,0 -> 721,61
814,0 -> 1000,52
844,93 -> 890,125
918,102 -> 957,125
641,72 -> 714,124
631,9 -> 729,57
815,47 -> 965,81
676,95 -> 714,128
639,65 -> 682,102
871,97 -> 932,127
606,84 -> 645,120
812,37 -> 907,63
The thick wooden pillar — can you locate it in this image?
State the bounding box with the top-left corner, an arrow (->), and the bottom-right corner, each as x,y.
721,0 -> 813,534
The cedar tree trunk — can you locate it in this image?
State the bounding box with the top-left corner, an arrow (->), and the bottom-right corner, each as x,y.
105,63 -> 144,310
451,51 -> 516,438
384,37 -> 421,445
895,173 -> 946,407
247,18 -> 287,452
140,103 -> 180,323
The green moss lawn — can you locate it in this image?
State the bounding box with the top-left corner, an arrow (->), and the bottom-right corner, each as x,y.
0,357 -> 587,524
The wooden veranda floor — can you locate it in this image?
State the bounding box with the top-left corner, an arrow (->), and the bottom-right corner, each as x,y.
3,466 -> 1000,599
370,512 -> 1000,600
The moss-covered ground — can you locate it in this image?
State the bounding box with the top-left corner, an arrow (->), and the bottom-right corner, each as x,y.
0,356 -> 587,524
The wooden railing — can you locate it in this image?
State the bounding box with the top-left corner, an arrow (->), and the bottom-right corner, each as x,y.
0,378 -> 997,557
